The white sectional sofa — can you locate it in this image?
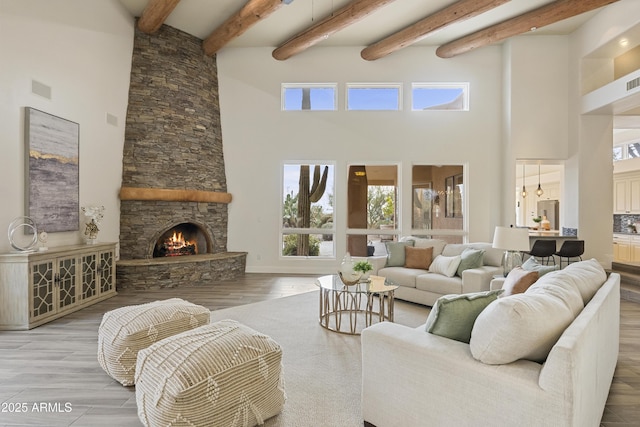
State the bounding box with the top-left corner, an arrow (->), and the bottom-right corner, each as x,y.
364,237 -> 504,307
361,259 -> 620,427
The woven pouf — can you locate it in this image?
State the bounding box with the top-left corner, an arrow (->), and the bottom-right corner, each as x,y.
135,319 -> 285,427
97,298 -> 210,386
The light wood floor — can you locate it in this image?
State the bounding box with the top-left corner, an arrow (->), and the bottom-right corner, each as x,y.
0,273 -> 638,426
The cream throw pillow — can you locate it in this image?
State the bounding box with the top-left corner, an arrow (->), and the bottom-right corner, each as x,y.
562,258 -> 606,304
429,255 -> 462,278
470,292 -> 578,364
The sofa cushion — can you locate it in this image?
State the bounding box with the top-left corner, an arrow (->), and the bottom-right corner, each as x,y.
456,248 -> 485,276
377,267 -> 422,288
404,246 -> 433,269
425,289 -> 503,343
470,290 -> 578,364
468,242 -> 505,267
526,271 -> 584,317
522,257 -> 558,277
562,258 -> 607,304
416,273 -> 463,295
501,267 -> 538,296
400,237 -> 447,257
429,255 -> 462,278
441,243 -> 468,257
385,241 -> 415,267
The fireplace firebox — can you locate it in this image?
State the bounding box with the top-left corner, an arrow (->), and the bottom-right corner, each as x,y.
152,223 -> 209,258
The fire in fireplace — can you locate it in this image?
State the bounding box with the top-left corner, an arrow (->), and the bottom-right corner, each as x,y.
153,223 -> 209,258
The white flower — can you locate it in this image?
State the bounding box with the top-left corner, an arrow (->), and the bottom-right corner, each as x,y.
82,205 -> 105,225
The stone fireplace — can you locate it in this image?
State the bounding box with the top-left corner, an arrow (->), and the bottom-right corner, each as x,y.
116,24 -> 246,290
152,222 -> 208,258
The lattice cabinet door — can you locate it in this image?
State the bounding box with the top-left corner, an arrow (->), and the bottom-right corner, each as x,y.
29,260 -> 55,323
80,253 -> 98,302
56,255 -> 78,313
98,249 -> 115,295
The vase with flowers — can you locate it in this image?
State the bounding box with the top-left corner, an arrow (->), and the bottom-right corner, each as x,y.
82,205 -> 105,244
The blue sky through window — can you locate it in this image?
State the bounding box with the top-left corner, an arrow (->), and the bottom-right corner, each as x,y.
283,87 -> 335,110
347,87 -> 400,110
283,164 -> 334,214
412,84 -> 468,110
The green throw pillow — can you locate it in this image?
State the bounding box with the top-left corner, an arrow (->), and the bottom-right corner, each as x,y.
385,241 -> 415,267
522,257 -> 558,277
425,289 -> 504,343
456,248 -> 485,277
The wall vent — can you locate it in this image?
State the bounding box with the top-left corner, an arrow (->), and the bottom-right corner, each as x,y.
31,79 -> 51,99
628,77 -> 640,91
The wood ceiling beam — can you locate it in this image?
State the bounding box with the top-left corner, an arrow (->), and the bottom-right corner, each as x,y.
436,0 -> 620,58
361,0 -> 510,61
203,0 -> 287,56
273,0 -> 398,61
137,0 -> 182,34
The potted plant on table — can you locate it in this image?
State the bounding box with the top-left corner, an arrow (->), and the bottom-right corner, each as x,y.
353,260 -> 374,280
532,216 -> 542,230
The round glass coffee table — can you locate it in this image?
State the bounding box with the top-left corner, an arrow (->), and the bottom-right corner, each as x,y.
315,274 -> 399,335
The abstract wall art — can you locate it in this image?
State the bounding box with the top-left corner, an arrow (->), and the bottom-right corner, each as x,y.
25,107 -> 79,233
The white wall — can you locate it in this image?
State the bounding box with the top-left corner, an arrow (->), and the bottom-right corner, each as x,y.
217,46 -> 504,273
0,0 -> 134,253
566,0 -> 640,265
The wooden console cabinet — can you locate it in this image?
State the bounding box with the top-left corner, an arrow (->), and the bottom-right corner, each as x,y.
0,243 -> 117,330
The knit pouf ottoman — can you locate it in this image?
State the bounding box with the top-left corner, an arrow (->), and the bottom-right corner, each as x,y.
97,298 -> 210,386
135,319 -> 285,427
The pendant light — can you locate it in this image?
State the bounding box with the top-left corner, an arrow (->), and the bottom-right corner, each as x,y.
536,164 -> 544,197
521,164 -> 527,198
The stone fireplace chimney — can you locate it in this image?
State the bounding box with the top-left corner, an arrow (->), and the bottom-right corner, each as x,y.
117,24 -> 245,290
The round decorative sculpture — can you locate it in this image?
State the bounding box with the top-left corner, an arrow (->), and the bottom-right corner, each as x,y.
7,217 -> 39,252
339,252 -> 362,286
338,271 -> 362,286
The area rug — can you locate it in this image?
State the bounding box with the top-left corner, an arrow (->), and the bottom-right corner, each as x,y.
209,290 -> 430,427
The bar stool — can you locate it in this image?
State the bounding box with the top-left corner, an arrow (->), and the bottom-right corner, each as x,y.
525,240 -> 556,265
554,240 -> 584,268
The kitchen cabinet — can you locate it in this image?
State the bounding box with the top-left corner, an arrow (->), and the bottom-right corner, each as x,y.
613,174 -> 640,214
613,234 -> 631,262
632,236 -> 640,262
0,243 -> 117,330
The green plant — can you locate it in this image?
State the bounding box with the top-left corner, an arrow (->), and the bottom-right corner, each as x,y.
282,234 -> 320,256
353,260 -> 373,273
296,165 -> 328,255
532,216 -> 542,223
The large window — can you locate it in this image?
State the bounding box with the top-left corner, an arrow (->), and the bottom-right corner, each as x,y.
346,164 -> 398,256
282,163 -> 335,257
282,84 -> 337,111
411,165 -> 464,243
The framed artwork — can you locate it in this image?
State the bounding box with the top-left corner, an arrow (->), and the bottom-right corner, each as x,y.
25,107 -> 79,233
445,176 -> 454,218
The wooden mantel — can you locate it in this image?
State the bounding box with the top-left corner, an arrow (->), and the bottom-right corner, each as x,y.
119,187 -> 232,204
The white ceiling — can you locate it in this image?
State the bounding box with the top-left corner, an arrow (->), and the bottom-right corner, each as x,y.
117,0 -> 600,49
